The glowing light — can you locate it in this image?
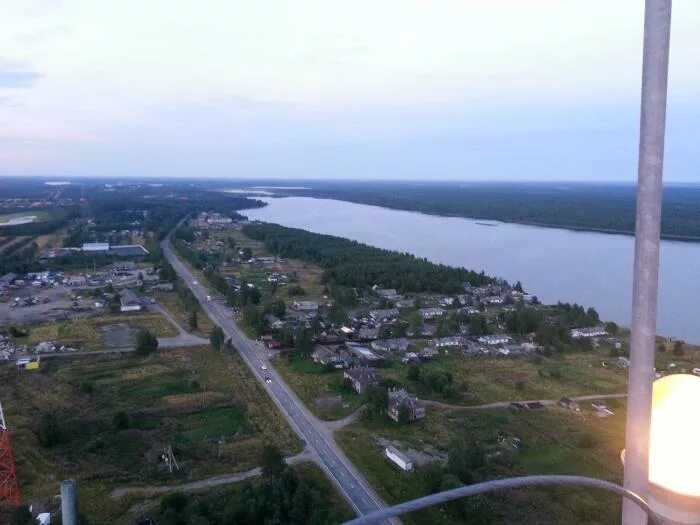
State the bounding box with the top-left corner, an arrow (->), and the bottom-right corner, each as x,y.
649,374 -> 700,496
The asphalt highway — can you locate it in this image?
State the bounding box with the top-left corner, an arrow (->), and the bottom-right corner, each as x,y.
162,235 -> 388,519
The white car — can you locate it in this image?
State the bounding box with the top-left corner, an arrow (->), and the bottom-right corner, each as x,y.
261,365 -> 268,370
265,377 -> 272,384
192,280 -> 198,285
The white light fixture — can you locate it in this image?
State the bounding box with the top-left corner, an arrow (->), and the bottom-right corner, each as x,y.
647,374 -> 700,524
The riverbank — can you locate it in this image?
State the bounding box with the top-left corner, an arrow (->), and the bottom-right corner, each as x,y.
242,196 -> 700,343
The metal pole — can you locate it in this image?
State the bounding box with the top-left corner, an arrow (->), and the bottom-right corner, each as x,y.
622,1 -> 672,524
60,479 -> 79,525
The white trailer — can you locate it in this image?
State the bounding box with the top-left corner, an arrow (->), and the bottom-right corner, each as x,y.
385,446 -> 414,472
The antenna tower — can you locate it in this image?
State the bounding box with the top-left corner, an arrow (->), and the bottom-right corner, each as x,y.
0,402 -> 21,506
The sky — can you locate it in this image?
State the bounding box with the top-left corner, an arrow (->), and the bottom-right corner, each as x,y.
1,1 -> 699,182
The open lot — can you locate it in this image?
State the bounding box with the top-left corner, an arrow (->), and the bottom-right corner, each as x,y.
154,290 -> 214,338
273,355 -> 364,420
0,345 -> 301,523
13,310 -> 179,350
337,400 -> 627,525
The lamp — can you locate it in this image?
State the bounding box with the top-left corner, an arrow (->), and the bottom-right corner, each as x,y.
646,374 -> 700,524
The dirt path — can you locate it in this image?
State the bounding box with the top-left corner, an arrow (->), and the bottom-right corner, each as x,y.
323,405 -> 367,432
420,393 -> 628,410
110,449 -> 313,499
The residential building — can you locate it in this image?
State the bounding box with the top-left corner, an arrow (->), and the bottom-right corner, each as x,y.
371,338 -> 409,352
120,289 -> 142,312
311,345 -> 340,365
375,288 -> 401,300
387,389 -> 426,422
82,242 -> 110,252
343,367 -> 383,394
484,295 -> 504,305
357,326 -> 380,341
477,334 -> 512,346
395,298 -> 415,309
431,336 -> 465,349
571,326 -> 608,338
418,307 -> 445,320
385,446 -> 414,471
369,308 -> 400,322
346,343 -> 382,364
419,347 -> 439,360
292,300 -> 319,312
438,296 -> 455,307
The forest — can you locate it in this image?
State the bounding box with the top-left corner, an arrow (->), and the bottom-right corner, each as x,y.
242,223 -> 495,293
272,181 -> 700,240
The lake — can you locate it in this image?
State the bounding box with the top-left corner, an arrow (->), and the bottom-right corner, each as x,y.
243,197 -> 699,343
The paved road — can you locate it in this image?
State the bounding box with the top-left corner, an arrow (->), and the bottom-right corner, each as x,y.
161,234 -> 387,519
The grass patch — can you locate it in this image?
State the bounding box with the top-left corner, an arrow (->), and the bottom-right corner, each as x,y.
20,312 -> 179,350
273,354 -> 363,420
0,345 -> 300,524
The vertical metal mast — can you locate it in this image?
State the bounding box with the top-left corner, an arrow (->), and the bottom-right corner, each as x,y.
0,401 -> 21,506
622,0 -> 673,523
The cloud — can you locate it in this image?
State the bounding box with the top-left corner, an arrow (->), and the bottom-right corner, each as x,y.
0,60 -> 42,88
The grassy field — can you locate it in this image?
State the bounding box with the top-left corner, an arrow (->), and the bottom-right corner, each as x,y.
273,355 -> 364,420
154,290 -> 214,337
0,209 -> 53,226
0,346 -> 301,523
19,312 -> 180,350
337,400 -> 627,524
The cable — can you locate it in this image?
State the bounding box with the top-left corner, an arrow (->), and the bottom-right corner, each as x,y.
343,475 -> 660,525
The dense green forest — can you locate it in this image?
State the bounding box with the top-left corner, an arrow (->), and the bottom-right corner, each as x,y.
242,223 -> 494,293
263,181 -> 700,240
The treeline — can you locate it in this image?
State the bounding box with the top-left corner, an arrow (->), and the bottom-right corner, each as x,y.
0,242 -> 40,275
289,181 -> 700,240
242,223 -> 494,293
155,460 -> 350,525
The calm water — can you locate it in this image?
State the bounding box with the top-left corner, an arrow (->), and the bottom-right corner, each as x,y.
243,197 -> 699,342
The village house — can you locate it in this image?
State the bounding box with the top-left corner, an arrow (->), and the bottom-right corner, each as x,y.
311,345 -> 342,366
264,314 -> 285,330
438,296 -> 455,307
357,326 -> 380,341
401,352 -> 420,364
369,308 -> 400,322
571,326 -> 608,338
374,288 -> 401,301
484,295 -> 504,305
343,367 -> 383,394
292,300 -> 319,312
418,307 -> 445,320
419,347 -> 439,360
431,336 -> 465,349
457,294 -> 472,306
395,298 -> 415,309
420,324 -> 437,337
371,338 -> 410,352
119,289 -> 142,312
346,343 -> 382,365
477,334 -> 512,346
387,389 -> 426,422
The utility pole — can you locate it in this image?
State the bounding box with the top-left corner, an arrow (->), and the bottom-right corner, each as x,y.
622,1 -> 672,524
60,479 -> 78,525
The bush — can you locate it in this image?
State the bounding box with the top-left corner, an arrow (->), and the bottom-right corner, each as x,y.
135,329 -> 159,355
113,411 -> 131,431
38,413 -> 66,447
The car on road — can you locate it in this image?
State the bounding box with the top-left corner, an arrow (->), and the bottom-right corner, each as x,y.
265,377 -> 272,384
261,364 -> 267,370
192,279 -> 198,285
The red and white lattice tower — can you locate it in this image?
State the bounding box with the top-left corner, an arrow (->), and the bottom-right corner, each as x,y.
0,402 -> 21,506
